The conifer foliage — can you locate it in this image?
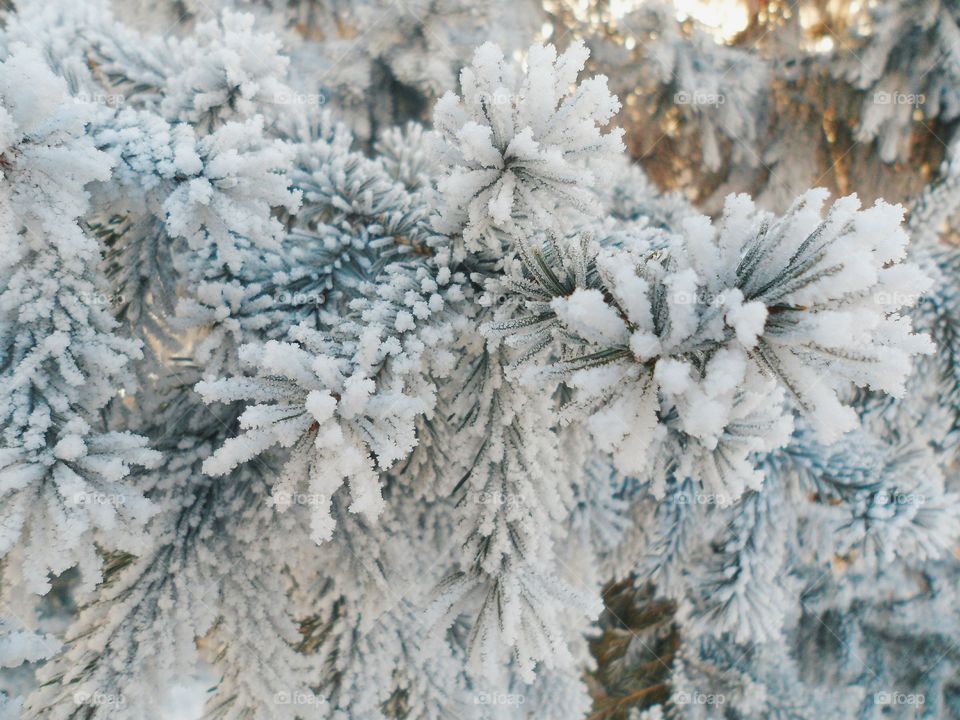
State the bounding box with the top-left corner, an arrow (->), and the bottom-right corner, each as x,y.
1,1 -> 959,719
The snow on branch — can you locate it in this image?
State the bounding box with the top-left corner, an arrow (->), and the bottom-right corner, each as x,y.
2,11 -> 943,716
432,41 -> 624,253
482,190 -> 932,502
197,256 -> 467,542
0,45 -> 159,595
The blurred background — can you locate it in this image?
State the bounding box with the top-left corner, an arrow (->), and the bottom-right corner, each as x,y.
111,0 -> 957,222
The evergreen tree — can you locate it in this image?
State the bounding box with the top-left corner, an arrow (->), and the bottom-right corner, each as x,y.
1,1 -> 959,719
